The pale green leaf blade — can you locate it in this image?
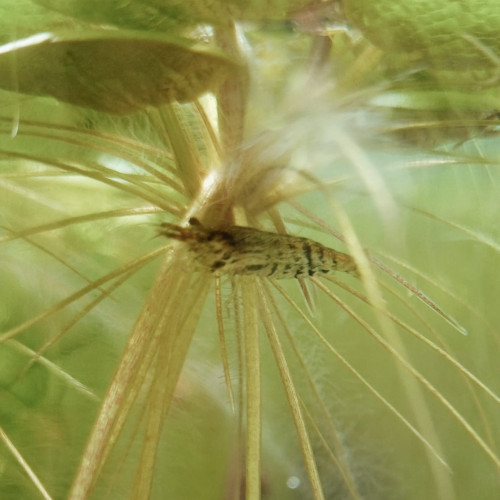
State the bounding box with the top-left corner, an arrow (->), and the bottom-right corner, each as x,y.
0,31 -> 239,113
344,0 -> 500,70
33,0 -> 312,28
33,0 -> 225,32
0,0 -> 73,43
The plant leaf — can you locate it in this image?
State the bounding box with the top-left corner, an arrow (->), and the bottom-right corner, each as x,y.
33,0 -> 225,32
0,31 -> 240,113
33,0 -> 312,28
344,0 -> 500,70
0,0 -> 73,44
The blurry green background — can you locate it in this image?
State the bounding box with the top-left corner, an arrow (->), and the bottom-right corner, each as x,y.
0,1 -> 499,499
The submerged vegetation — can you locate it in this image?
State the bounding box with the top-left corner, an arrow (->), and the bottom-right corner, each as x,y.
0,1 -> 499,499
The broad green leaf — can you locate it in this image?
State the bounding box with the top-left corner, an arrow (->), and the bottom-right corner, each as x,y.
0,0 -> 75,43
343,0 -> 500,118
32,0 -> 224,32
33,0 -> 311,29
0,31 -> 239,114
344,0 -> 500,71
